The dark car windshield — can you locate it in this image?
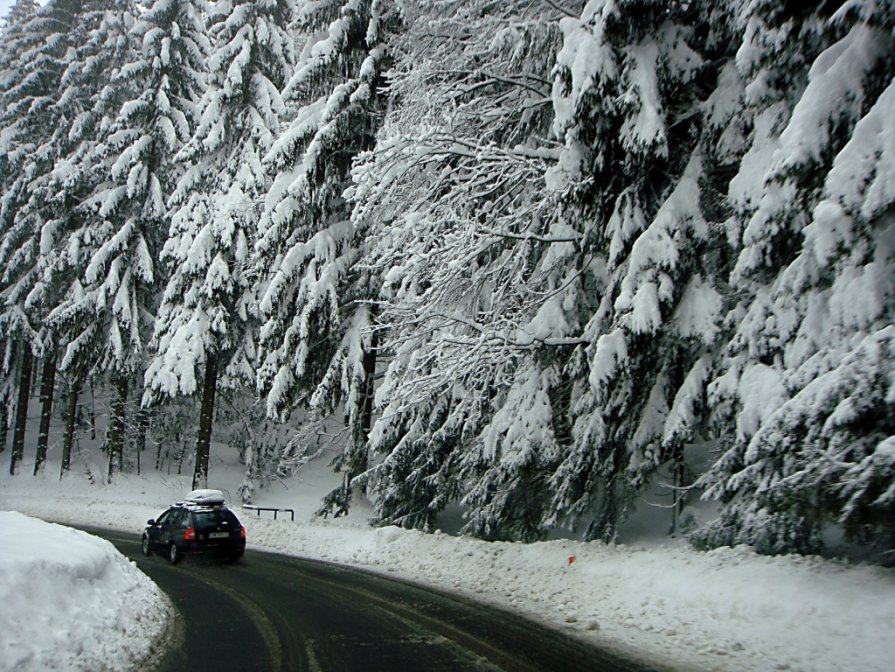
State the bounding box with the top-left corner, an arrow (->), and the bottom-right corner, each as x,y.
191,510 -> 238,529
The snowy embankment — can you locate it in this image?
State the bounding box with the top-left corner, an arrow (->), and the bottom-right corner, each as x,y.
242,521 -> 895,672
0,511 -> 172,672
1,466 -> 893,672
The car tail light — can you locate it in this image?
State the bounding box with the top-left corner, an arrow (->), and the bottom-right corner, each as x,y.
240,525 -> 246,539
184,527 -> 196,541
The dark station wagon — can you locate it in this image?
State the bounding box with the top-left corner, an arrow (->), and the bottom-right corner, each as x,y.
142,489 -> 246,564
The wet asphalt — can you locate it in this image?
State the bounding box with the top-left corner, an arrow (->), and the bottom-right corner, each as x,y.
91,529 -> 666,672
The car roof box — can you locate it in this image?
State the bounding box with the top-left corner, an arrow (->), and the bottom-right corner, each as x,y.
183,489 -> 226,506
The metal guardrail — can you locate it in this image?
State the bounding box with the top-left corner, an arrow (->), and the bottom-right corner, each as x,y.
242,504 -> 295,522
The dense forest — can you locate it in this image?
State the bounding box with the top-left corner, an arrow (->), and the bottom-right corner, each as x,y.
1,0 -> 893,560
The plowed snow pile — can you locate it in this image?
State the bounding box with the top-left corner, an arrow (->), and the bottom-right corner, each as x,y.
0,511 -> 171,672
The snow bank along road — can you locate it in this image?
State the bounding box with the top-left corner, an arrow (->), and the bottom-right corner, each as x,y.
0,513 -> 172,672
5,473 -> 894,672
96,527 -> 665,672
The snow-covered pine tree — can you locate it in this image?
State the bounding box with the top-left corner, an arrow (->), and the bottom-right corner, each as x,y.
534,0 -> 737,542
33,0 -> 144,479
349,0 -> 571,537
0,0 -> 87,475
0,1 -> 42,121
0,0 -> 43,131
47,0 -> 211,480
144,0 -> 296,489
253,0 -> 399,509
0,0 -> 57,315
694,0 -> 895,556
0,0 -> 41,457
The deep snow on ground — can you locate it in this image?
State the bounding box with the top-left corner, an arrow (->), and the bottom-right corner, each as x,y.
1,447 -> 894,672
0,511 -> 172,672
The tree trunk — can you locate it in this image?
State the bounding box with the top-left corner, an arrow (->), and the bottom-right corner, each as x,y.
89,383 -> 96,440
356,334 -> 378,469
33,352 -> 57,476
135,406 -> 148,476
60,376 -> 82,478
9,345 -> 33,476
193,356 -> 217,490
107,375 -> 129,482
0,390 -> 9,454
670,446 -> 689,535
335,333 -> 378,516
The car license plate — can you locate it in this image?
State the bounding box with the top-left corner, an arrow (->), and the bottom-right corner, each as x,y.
209,532 -> 228,539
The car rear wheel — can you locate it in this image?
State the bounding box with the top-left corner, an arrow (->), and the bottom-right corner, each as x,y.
141,535 -> 152,557
168,543 -> 180,565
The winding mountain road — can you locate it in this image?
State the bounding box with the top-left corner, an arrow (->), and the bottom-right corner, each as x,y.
94,529 -> 665,672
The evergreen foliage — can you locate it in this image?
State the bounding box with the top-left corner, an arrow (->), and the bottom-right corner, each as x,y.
144,0 -> 293,403
539,0 -> 731,542
694,0 -> 895,555
142,0 -> 295,488
253,0 -> 399,509
51,0 -> 209,381
0,0 -> 81,358
0,0 -> 892,559
0,0 -> 40,377
0,0 -> 89,474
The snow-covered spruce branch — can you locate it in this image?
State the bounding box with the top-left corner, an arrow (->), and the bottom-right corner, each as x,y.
388,138 -> 555,175
417,134 -> 561,163
474,227 -> 580,244
454,96 -> 554,119
431,311 -> 588,349
542,0 -> 581,19
218,391 -> 261,449
277,431 -> 330,479
643,480 -> 700,508
454,71 -> 552,98
642,499 -> 687,511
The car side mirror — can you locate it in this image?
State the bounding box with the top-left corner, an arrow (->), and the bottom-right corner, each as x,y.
147,519 -> 156,525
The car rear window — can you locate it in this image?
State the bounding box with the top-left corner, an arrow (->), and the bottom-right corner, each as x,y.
191,510 -> 238,529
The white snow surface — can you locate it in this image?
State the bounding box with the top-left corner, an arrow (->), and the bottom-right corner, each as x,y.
0,510 -> 172,672
1,451 -> 893,672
